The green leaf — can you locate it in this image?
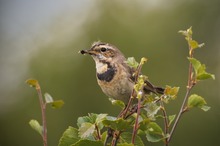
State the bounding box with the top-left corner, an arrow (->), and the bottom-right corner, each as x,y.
44,93 -> 54,103
178,26 -> 192,37
164,85 -> 180,100
95,114 -> 108,124
188,57 -> 201,75
95,114 -> 107,130
187,26 -> 193,36
188,40 -> 204,50
125,57 -> 139,69
51,100 -> 64,109
77,115 -> 92,128
71,139 -> 103,146
121,132 -> 144,146
58,126 -> 80,146
188,57 -> 215,80
134,75 -> 147,99
26,79 -> 40,89
189,40 -> 199,49
109,98 -> 125,109
77,114 -> 107,140
101,131 -> 107,144
102,118 -> 131,131
138,119 -> 151,132
78,123 -> 95,139
197,72 -> 215,80
168,115 -> 176,127
187,94 -> 210,111
29,119 -> 43,136
44,93 -> 64,108
145,122 -> 164,142
140,57 -> 148,65
200,105 -> 211,112
144,102 -> 161,120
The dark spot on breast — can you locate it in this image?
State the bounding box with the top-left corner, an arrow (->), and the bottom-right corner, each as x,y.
97,63 -> 116,82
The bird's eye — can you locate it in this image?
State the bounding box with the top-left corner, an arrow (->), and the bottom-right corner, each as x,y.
100,47 -> 107,52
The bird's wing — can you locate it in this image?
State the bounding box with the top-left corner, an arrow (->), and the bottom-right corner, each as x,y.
126,64 -> 164,94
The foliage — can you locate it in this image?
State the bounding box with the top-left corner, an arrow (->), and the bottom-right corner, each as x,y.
27,27 -> 214,146
26,79 -> 64,146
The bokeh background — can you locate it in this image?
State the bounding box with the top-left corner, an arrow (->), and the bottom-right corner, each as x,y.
0,0 -> 219,146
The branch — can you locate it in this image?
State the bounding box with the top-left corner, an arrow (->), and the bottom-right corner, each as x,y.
95,124 -> 101,140
36,84 -> 47,146
132,98 -> 141,144
168,41 -> 195,143
159,96 -> 169,146
120,58 -> 146,118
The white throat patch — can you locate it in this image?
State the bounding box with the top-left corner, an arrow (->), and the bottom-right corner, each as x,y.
95,61 -> 108,74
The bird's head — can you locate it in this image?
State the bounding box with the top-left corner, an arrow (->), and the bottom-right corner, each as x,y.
80,42 -> 125,63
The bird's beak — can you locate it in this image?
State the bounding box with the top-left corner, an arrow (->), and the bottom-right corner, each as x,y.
80,49 -> 96,55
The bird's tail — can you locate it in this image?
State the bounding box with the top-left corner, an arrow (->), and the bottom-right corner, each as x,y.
144,80 -> 164,95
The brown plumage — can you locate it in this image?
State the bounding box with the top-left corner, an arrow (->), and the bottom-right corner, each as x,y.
80,42 -> 164,103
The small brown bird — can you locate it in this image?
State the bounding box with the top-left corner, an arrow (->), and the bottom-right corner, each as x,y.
80,42 -> 164,103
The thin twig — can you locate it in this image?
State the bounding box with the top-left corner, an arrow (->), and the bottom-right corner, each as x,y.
111,131 -> 121,146
113,59 -> 145,145
167,44 -> 195,143
132,98 -> 141,144
121,61 -> 144,118
159,97 -> 169,146
36,86 -> 47,146
95,124 -> 101,140
167,88 -> 192,142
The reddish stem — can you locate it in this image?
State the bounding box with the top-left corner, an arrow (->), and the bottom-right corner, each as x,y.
132,98 -> 141,144
36,87 -> 47,146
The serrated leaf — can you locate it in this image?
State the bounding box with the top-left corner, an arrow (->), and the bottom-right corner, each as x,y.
197,72 -> 215,80
51,100 -> 64,109
144,103 -> 161,120
125,57 -> 139,69
78,123 -> 95,139
102,118 -> 131,131
188,57 -> 215,80
121,132 -> 144,146
187,94 -> 210,111
26,79 -> 39,89
58,126 -> 80,146
109,98 -> 125,109
71,139 -> 103,146
95,114 -> 107,130
77,116 -> 92,128
95,114 -> 108,124
44,93 -> 54,103
188,57 -> 201,75
101,131 -> 107,144
168,115 -> 176,127
145,122 -> 163,142
164,86 -> 179,99
29,119 -> 43,136
105,116 -> 117,121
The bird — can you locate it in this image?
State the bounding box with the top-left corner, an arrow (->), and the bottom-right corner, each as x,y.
80,41 -> 164,104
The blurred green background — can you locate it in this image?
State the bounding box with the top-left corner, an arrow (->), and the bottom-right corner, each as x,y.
0,0 -> 219,146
